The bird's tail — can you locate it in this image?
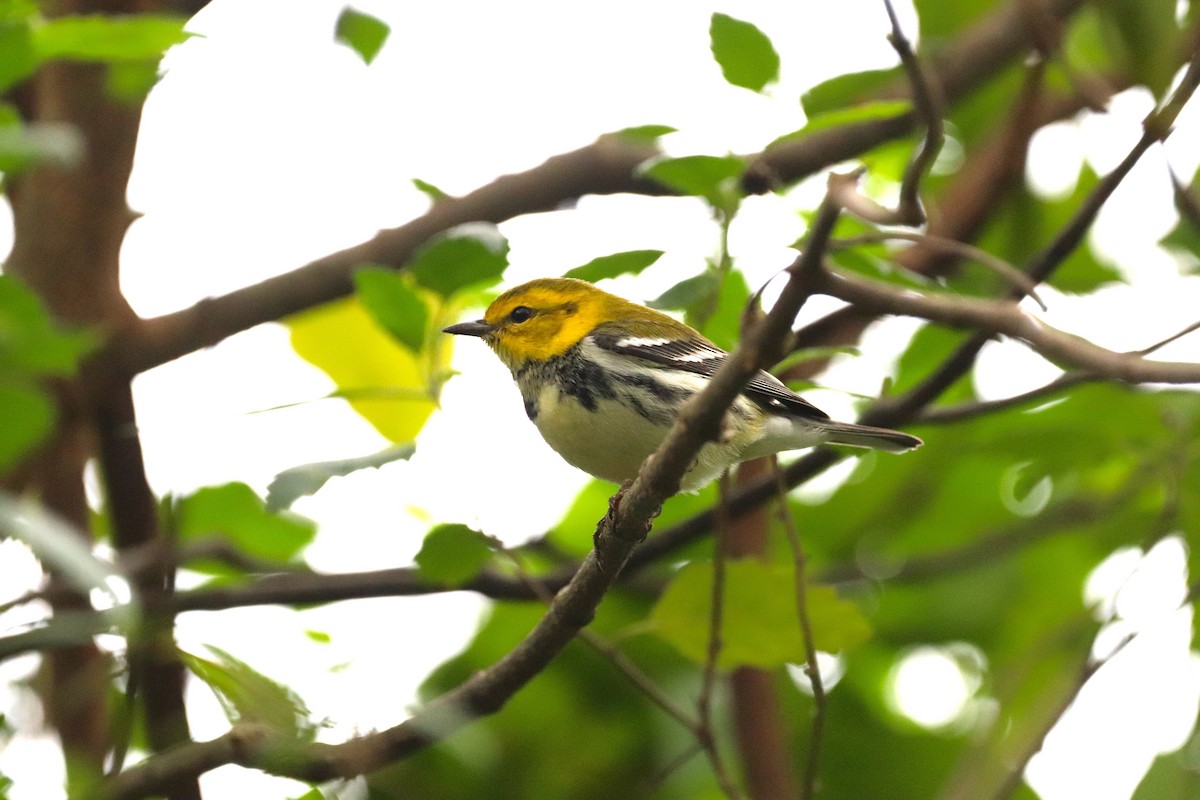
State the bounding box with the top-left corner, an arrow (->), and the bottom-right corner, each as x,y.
821,422 -> 922,453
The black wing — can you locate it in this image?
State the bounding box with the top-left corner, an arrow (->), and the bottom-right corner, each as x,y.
591,328 -> 830,422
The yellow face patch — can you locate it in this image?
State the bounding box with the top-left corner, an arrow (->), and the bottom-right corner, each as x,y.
483,279 -> 609,363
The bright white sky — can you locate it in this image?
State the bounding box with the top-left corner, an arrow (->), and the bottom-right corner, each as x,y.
3,1 -> 1200,798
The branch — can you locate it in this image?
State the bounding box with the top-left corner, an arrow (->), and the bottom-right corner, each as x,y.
773,463 -> 825,800
95,190 -> 843,800
828,0 -> 943,226
110,0 -> 1090,376
830,231 -> 1047,310
818,267 -> 1200,384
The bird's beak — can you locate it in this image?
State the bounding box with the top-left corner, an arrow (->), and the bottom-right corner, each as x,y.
443,319 -> 494,338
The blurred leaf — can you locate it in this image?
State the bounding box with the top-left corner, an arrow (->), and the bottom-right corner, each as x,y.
412,177 -> 448,201
0,277 -> 91,470
355,267 -> 429,352
288,298 -> 440,443
335,6 -> 389,64
106,59 -> 162,100
698,268 -> 751,351
1094,0 -> 1181,98
0,20 -> 35,91
611,123 -> 676,143
0,383 -> 53,470
801,67 -> 903,116
648,269 -> 720,316
34,14 -> 189,62
890,323 -> 976,405
409,224 -> 510,298
405,595 -> 694,799
0,492 -> 124,608
266,443 -> 415,511
652,560 -> 872,669
182,646 -> 316,740
564,250 -> 663,283
176,482 -> 316,566
709,13 -> 779,93
641,154 -> 744,210
979,166 -> 1122,294
915,0 -> 1002,41
1161,212 -> 1200,274
0,120 -> 85,173
771,101 -> 912,149
414,523 -> 494,585
549,479 -> 717,556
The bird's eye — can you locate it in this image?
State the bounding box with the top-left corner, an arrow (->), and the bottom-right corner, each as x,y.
509,306 -> 534,323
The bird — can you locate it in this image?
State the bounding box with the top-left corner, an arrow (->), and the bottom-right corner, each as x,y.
444,277 -> 920,492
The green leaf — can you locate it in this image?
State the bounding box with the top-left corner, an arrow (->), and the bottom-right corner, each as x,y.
611,124 -> 676,143
355,267 -> 429,352
182,646 -> 316,740
0,383 -> 53,470
1093,0 -> 1182,98
564,250 -> 663,282
412,177 -> 448,201
335,6 -> 389,65
641,154 -> 745,209
0,493 -> 125,609
548,478 -> 717,556
1161,206 -> 1200,274
915,0 -> 1001,40
709,13 -> 779,93
890,323 -> 976,404
0,276 -> 93,376
801,67 -> 903,116
266,443 -> 415,511
176,482 -> 316,567
651,559 -> 872,669
414,523 -> 493,585
697,268 -> 751,351
304,630 -> 332,645
0,20 -> 36,91
34,14 -> 189,63
106,59 -> 162,100
288,298 -> 444,443
409,225 -> 510,298
647,269 -> 720,315
979,165 -> 1122,294
772,101 -> 912,149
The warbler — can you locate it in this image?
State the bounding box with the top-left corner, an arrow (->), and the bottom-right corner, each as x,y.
445,277 -> 920,492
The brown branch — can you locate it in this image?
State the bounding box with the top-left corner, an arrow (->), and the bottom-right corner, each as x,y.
818,267 -> 1200,384
829,0 -> 944,227
96,183 -> 845,800
109,0 -> 1090,377
830,231 -> 1047,310
751,0 -> 1086,185
818,490 -> 1138,586
773,463 -> 825,800
696,476 -> 743,800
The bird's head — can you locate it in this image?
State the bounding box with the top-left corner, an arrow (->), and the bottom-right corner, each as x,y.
444,278 -> 625,369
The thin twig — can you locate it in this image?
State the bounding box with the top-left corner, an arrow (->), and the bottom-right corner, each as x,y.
487,536 -> 701,732
830,231 -> 1047,310
772,461 -> 826,800
885,0 -> 944,227
696,475 -> 743,800
820,267 -> 1200,385
97,164 -> 840,800
919,317 -> 1200,424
